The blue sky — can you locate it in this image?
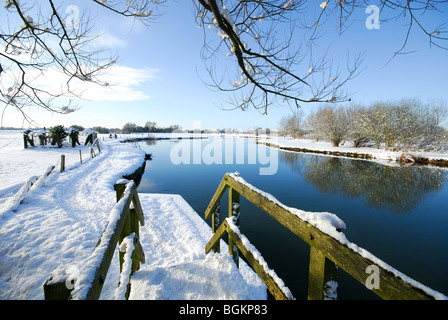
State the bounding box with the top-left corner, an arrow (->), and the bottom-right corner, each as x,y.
2,1 -> 447,130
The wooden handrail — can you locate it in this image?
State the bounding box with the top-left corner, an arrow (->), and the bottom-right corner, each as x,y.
205,217 -> 294,300
43,179 -> 145,300
205,173 -> 446,300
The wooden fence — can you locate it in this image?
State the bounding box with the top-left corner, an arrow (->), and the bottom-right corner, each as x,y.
205,173 -> 444,300
43,180 -> 145,300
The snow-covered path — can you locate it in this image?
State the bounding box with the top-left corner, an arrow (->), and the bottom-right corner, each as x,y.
0,138 -> 147,299
128,194 -> 265,300
0,133 -> 265,300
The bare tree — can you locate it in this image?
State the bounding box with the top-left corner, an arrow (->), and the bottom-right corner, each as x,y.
352,99 -> 448,151
306,105 -> 350,147
279,108 -> 305,137
1,0 -> 164,125
194,0 -> 447,113
194,0 -> 364,114
415,100 -> 448,150
1,0 -> 447,125
346,103 -> 372,148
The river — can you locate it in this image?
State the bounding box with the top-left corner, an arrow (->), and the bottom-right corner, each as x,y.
136,136 -> 448,300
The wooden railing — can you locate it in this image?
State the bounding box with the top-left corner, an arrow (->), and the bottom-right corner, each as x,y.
1,165 -> 55,217
205,173 -> 445,300
89,138 -> 101,158
43,179 -> 145,300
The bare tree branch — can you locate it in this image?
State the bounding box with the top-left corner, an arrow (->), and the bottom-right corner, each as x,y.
1,0 -> 165,125
195,0 -> 447,114
1,0 -> 446,124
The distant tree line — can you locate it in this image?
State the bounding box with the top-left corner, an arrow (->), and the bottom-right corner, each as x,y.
66,122 -> 180,134
279,99 -> 448,152
68,125 -> 121,134
121,122 -> 181,134
119,122 -> 272,134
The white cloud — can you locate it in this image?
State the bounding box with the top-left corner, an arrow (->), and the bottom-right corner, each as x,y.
3,64 -> 159,102
76,65 -> 160,101
94,31 -> 128,48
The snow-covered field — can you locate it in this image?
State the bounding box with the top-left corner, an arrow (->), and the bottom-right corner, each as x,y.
1,129 -> 447,300
259,136 -> 448,165
0,130 -> 265,300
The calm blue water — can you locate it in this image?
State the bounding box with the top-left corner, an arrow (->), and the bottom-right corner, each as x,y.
137,137 -> 448,300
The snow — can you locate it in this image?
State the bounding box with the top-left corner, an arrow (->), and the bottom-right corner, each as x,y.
225,217 -> 294,300
1,130 -> 447,300
227,172 -> 448,300
115,233 -> 136,300
0,130 -> 265,300
126,193 -> 265,300
229,172 -> 346,239
259,136 -> 448,164
69,180 -> 137,300
324,280 -> 338,300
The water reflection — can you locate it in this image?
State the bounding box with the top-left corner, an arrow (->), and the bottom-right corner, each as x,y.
280,152 -> 448,213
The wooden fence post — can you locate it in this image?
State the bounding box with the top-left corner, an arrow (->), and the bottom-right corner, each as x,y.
43,266 -> 73,300
129,192 -> 145,274
205,173 -> 443,300
212,203 -> 220,253
60,155 -> 65,172
23,133 -> 28,149
307,246 -> 338,300
114,182 -> 145,298
129,208 -> 140,274
228,187 -> 240,267
114,182 -> 129,273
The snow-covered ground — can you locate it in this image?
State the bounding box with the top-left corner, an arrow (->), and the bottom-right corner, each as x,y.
0,130 -> 265,300
1,130 -> 447,300
260,136 -> 448,165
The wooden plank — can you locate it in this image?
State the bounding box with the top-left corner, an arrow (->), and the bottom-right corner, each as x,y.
82,183 -> 135,300
119,209 -> 131,272
205,221 -> 227,254
212,203 -> 220,253
131,192 -> 145,226
223,220 -> 292,300
44,181 -> 146,300
228,187 -> 240,267
204,175 -> 229,220
133,235 -> 146,265
46,166 -> 55,177
86,192 -> 131,300
224,174 -> 436,300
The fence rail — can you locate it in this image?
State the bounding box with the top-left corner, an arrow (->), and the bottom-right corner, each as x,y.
0,165 -> 55,217
43,179 -> 145,300
205,173 -> 445,300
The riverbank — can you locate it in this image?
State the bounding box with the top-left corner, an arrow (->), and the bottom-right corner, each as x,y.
0,130 -> 265,299
257,136 -> 448,167
1,130 -> 448,300
114,131 -> 448,167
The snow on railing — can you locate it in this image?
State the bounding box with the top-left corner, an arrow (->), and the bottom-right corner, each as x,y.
114,233 -> 137,300
205,173 -> 448,300
43,179 -> 145,300
225,217 -> 294,300
1,165 -> 55,217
